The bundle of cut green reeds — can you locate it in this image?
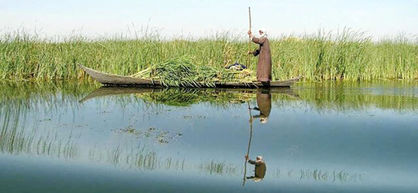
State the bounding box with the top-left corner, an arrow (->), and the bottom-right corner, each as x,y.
131,57 -> 255,87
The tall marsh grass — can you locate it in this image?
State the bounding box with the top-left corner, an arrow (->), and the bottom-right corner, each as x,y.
0,31 -> 416,81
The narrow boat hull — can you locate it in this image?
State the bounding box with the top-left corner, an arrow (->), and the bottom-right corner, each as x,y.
79,64 -> 301,88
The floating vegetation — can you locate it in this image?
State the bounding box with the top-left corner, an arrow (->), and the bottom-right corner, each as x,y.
116,126 -> 183,144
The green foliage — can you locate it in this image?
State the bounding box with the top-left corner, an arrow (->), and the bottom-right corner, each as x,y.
0,31 -> 416,81
134,56 -> 238,87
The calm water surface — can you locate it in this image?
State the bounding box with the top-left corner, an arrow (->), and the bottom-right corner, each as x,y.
0,81 -> 417,193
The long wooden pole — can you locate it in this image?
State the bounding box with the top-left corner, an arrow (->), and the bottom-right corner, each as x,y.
247,7 -> 252,69
243,8 -> 253,186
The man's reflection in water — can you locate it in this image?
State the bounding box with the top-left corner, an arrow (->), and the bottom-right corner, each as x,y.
242,89 -> 271,184
245,155 -> 267,182
252,89 -> 271,124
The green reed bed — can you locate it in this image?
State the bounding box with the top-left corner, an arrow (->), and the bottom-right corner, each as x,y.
0,31 -> 416,81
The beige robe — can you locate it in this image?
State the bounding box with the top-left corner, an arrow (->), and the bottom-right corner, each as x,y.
251,37 -> 272,82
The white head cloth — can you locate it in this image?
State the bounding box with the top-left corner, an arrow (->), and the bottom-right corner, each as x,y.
260,117 -> 268,124
259,28 -> 267,38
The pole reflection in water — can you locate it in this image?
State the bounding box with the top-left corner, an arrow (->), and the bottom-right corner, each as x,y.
243,89 -> 271,186
242,101 -> 253,186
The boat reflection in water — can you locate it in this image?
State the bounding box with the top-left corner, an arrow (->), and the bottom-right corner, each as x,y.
79,86 -> 297,106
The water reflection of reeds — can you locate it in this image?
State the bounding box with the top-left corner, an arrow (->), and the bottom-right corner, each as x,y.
87,145 -> 186,171
199,161 -> 239,176
134,88 -> 254,108
0,118 -> 188,172
299,169 -> 363,183
272,168 -> 364,183
0,118 -> 365,184
0,84 -> 81,159
2,111 -> 364,183
0,82 -> 92,136
103,84 -> 418,111
2,81 -> 417,113
2,81 -> 411,185
0,123 -> 79,160
273,82 -> 418,111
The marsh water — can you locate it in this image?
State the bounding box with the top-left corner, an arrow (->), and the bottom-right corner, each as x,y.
0,81 -> 417,193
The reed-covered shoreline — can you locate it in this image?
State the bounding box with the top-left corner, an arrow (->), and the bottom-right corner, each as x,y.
1,31 -> 417,81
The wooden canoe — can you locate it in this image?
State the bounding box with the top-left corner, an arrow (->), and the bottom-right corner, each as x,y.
78,64 -> 301,88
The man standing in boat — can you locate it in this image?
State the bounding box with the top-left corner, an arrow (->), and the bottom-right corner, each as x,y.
248,29 -> 272,84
